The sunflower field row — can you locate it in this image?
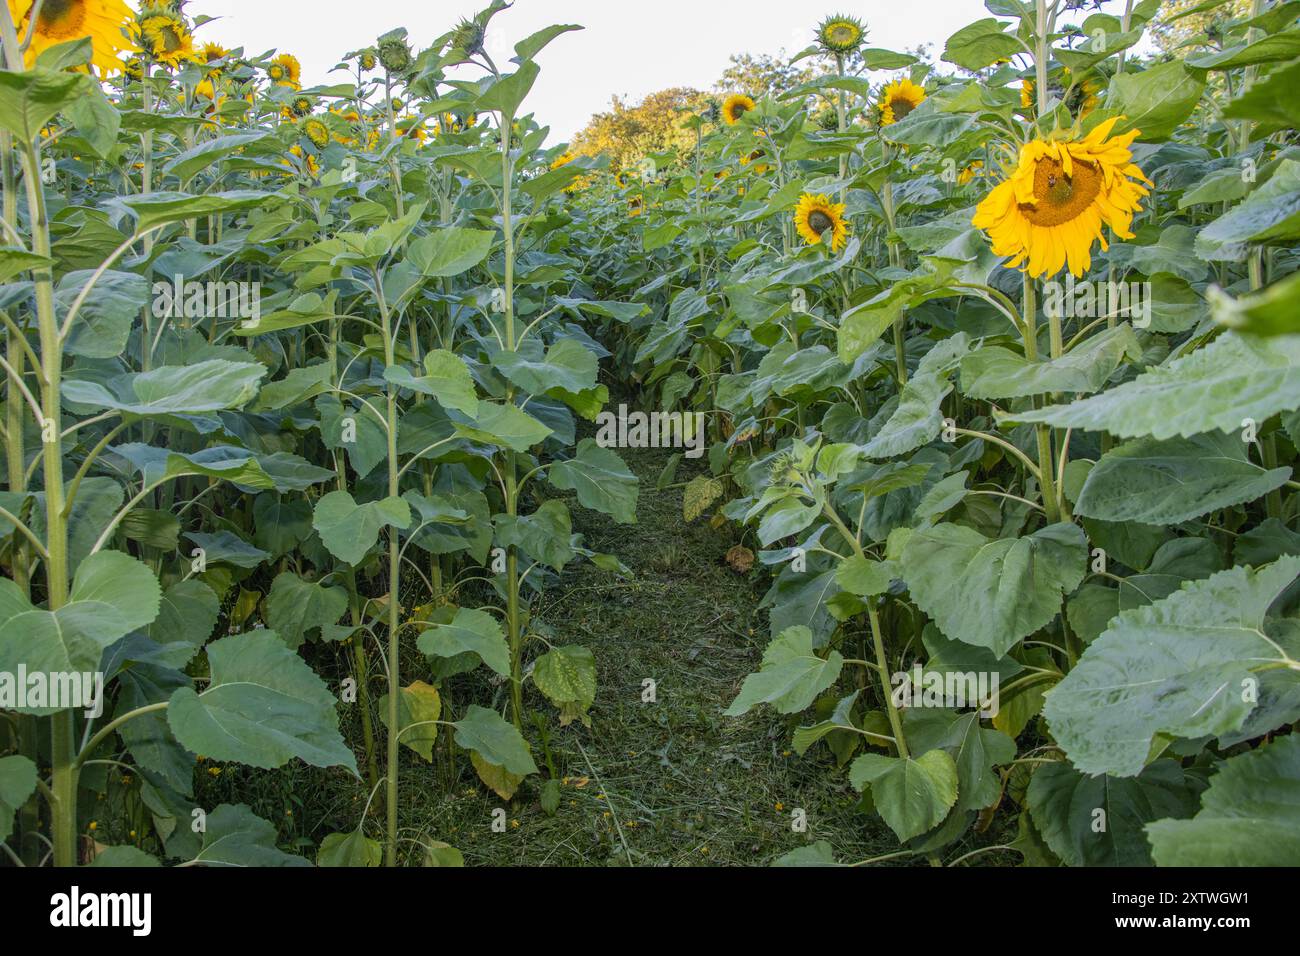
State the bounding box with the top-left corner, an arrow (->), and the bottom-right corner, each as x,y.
0,0 -> 1299,869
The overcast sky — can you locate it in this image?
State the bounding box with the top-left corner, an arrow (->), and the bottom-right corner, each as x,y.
192,0 -> 1024,143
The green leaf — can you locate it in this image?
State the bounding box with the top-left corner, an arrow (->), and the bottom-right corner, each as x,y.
453,705 -> 538,776
548,438 -> 638,523
514,23 -> 582,60
1197,158 -> 1300,258
416,607 -> 510,677
849,749 -> 959,841
1186,27 -> 1300,70
317,829 -> 383,867
1044,558 -> 1300,777
147,579 -> 220,667
1104,60 -> 1206,141
168,631 -> 357,774
187,804 -> 310,867
905,710 -> 1016,814
1222,59 -> 1300,129
0,68 -> 82,143
408,227 -> 494,278
63,360 -> 267,416
163,131 -> 274,184
378,680 -> 441,762
0,247 -> 53,284
835,555 -> 899,597
115,190 -> 271,232
942,18 -> 1021,70
1147,734 -> 1300,866
88,846 -> 160,867
0,551 -> 161,701
1028,760 -> 1199,866
960,325 -> 1141,399
1008,333 -> 1300,440
1212,271 -> 1300,337
532,644 -> 597,726
724,626 -> 845,716
384,349 -> 478,415
453,401 -> 552,451
186,531 -> 270,569
1074,431 -> 1290,525
901,523 -> 1087,656
494,339 -> 598,397
493,500 -> 573,572
60,269 -> 149,359
0,755 -> 37,843
266,572 -> 349,649
312,491 -> 412,566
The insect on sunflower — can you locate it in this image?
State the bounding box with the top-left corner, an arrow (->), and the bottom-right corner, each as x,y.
971,117 -> 1152,278
6,0 -> 136,74
878,78 -> 925,125
816,14 -> 866,56
722,94 -> 755,125
266,52 -> 301,89
794,193 -> 850,253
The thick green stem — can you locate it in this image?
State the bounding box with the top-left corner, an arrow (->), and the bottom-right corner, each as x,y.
867,605 -> 908,759
1022,275 -> 1060,523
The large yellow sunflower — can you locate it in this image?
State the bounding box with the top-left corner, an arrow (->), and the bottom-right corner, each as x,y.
6,0 -> 136,74
266,52 -> 301,89
722,94 -> 755,125
794,193 -> 850,252
878,78 -> 925,126
136,9 -> 195,69
972,117 -> 1152,278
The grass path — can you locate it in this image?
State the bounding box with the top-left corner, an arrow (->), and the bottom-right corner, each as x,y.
422,444 -> 898,866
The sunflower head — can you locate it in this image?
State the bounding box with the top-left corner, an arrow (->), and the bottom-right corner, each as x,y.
972,117 -> 1152,278
359,50 -> 377,71
816,14 -> 866,56
794,193 -> 850,252
10,0 -> 137,74
1066,77 -> 1102,120
378,35 -> 413,74
267,52 -> 301,89
287,144 -> 319,177
300,117 -> 330,149
291,95 -> 314,117
722,93 -> 756,126
628,196 -> 643,218
958,160 -> 983,186
878,78 -> 925,126
134,5 -> 196,69
1020,79 -> 1034,110
200,41 -> 228,73
123,56 -> 144,81
447,17 -> 487,61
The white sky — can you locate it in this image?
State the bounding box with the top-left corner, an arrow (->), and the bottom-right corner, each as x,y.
191,0 -> 1108,144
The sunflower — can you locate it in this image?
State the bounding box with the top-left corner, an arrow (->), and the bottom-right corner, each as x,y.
1020,79 -> 1034,110
722,94 -> 755,126
7,0 -> 136,73
195,78 -> 226,113
359,50 -> 377,71
628,196 -> 643,218
266,52 -> 301,89
794,193 -> 850,252
972,117 -> 1152,278
286,144 -> 319,177
136,7 -> 195,69
878,78 -> 925,125
550,151 -> 576,171
300,117 -> 330,149
958,160 -> 983,186
1067,78 -> 1101,120
199,41 -> 228,74
816,14 -> 865,56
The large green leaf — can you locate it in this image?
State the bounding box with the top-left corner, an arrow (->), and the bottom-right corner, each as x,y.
63,360 -> 267,416
494,339 -> 598,397
1074,431 -> 1290,525
1197,159 -> 1300,258
1044,558 -> 1300,776
408,227 -> 494,278
1104,60 -> 1206,141
416,607 -> 510,677
1028,760 -> 1199,867
452,705 -> 538,776
849,749 -> 959,841
167,631 -> 357,773
453,402 -> 552,451
1009,333 -> 1300,440
0,551 -> 161,704
383,349 -> 478,415
493,499 -> 573,571
960,325 -> 1141,400
378,680 -> 441,762
317,828 -> 383,867
548,438 -> 637,523
0,68 -> 82,143
532,644 -> 597,726
0,755 -> 37,843
901,523 -> 1087,656
266,572 -> 349,649
905,709 -> 1016,814
186,804 -> 311,867
724,626 -> 845,716
1147,735 -> 1300,866
312,491 -> 412,566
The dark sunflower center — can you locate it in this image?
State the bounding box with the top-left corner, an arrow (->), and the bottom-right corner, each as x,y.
889,97 -> 915,120
1019,157 -> 1103,226
809,210 -> 834,235
39,0 -> 84,37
